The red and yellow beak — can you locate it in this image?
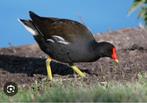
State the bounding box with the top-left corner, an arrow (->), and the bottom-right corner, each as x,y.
112,48 -> 119,63
114,58 -> 119,63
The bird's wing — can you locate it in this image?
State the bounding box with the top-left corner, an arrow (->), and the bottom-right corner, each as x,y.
29,11 -> 95,44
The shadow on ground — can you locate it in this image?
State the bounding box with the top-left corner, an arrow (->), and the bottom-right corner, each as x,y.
0,55 -> 90,77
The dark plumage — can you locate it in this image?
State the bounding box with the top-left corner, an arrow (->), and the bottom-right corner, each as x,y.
19,11 -> 119,80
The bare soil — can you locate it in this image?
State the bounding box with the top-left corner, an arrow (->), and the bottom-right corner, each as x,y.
0,27 -> 147,88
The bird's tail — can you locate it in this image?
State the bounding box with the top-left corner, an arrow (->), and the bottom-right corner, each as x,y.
18,19 -> 38,36
18,12 -> 51,53
29,11 -> 41,20
18,18 -> 48,53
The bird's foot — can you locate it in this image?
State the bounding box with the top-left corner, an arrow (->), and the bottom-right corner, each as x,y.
71,65 -> 86,77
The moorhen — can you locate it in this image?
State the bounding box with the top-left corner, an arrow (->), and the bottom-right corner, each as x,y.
18,11 -> 119,80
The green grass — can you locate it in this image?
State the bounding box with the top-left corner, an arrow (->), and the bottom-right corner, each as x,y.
0,73 -> 147,102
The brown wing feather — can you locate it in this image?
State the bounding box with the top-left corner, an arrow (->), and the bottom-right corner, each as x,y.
31,16 -> 95,43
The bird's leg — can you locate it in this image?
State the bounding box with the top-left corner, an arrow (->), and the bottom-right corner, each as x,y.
71,65 -> 86,77
46,57 -> 53,80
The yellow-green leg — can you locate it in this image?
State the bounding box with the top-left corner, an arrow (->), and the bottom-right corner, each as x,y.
46,57 -> 53,80
71,65 -> 86,77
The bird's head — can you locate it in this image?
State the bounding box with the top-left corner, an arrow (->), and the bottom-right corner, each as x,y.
96,42 -> 119,63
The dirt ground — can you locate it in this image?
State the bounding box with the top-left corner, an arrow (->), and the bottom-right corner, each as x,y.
0,27 -> 147,88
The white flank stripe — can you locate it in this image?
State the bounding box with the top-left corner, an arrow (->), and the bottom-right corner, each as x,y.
18,18 -> 36,35
52,35 -> 65,41
47,39 -> 55,43
58,41 -> 69,45
52,35 -> 70,45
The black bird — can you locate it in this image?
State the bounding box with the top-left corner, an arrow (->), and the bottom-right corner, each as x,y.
18,11 -> 119,80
